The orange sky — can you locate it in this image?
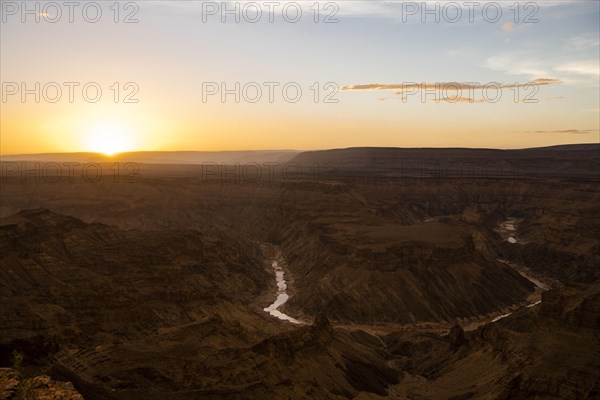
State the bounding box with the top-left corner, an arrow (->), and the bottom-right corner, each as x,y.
1,1 -> 598,154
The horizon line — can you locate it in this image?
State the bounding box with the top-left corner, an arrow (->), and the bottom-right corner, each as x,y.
1,143 -> 599,158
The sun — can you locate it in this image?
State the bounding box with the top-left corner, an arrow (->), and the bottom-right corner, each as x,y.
84,122 -> 136,156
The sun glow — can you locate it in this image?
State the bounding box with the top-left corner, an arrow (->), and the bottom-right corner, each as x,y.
84,122 -> 137,155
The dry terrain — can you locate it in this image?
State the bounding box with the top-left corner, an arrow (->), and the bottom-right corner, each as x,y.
1,144 -> 598,399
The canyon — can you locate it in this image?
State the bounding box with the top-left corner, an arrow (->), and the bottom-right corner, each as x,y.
0,144 -> 598,399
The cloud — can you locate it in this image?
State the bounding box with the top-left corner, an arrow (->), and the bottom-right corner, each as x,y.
502,22 -> 513,32
555,60 -> 600,77
523,129 -> 598,134
147,0 -> 583,20
341,81 -> 562,104
340,80 -> 561,92
531,78 -> 562,84
566,34 -> 600,51
432,97 -> 486,103
485,55 -> 549,77
486,51 -> 599,86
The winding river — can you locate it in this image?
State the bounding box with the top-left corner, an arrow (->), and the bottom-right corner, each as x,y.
263,248 -> 303,324
260,218 -> 549,328
490,218 -> 551,323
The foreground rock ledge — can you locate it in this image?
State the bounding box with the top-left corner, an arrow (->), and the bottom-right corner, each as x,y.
0,368 -> 83,400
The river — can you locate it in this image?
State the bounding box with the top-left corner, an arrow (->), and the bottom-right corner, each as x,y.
263,247 -> 303,324
490,218 -> 551,323
498,217 -> 519,244
261,219 -> 549,327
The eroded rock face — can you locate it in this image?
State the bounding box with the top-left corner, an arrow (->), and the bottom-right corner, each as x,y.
540,284 -> 600,328
0,209 -> 271,353
252,314 -> 335,362
280,217 -> 535,324
2,153 -> 598,326
0,177 -> 598,400
481,284 -> 600,400
572,293 -> 600,328
448,323 -> 465,347
0,210 -> 406,399
0,368 -> 83,400
312,313 -> 334,335
0,210 -> 282,398
399,283 -> 600,400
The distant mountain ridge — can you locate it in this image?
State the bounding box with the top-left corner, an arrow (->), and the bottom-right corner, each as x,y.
0,150 -> 300,164
289,143 -> 600,179
1,144 -> 598,165
2,144 -> 598,179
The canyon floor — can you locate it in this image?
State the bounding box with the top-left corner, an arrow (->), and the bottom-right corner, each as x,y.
1,145 -> 599,399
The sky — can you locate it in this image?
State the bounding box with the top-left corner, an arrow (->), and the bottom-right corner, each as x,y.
1,0 -> 599,154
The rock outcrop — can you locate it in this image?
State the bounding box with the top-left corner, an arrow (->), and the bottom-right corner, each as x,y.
0,368 -> 83,400
448,323 -> 465,347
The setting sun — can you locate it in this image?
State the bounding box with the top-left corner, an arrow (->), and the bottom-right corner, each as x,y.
84,122 -> 136,155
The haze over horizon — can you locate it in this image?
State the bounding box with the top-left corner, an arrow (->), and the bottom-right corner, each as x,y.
1,0 -> 599,155
2,143 -> 600,158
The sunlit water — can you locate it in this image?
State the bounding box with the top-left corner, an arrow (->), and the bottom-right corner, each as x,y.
490,219 -> 546,324
263,260 -> 302,324
500,218 -> 519,244
491,313 -> 512,322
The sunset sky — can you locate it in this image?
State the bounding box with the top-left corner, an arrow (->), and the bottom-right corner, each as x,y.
1,0 -> 599,155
